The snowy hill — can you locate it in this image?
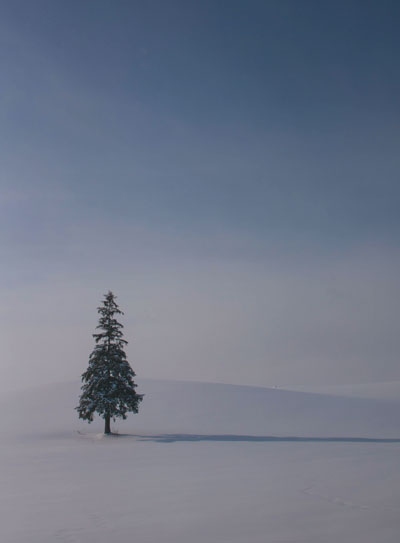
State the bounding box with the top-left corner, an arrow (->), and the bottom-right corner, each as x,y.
4,378 -> 400,439
282,380 -> 400,401
2,379 -> 400,543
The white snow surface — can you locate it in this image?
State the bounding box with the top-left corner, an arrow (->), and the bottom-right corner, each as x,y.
2,378 -> 400,542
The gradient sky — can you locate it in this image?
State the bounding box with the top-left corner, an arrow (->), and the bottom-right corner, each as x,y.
1,0 -> 400,392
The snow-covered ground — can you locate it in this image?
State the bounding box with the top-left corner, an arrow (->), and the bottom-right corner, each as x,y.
2,378 -> 400,542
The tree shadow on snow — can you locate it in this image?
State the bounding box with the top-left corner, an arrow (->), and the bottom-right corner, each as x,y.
119,434 -> 400,444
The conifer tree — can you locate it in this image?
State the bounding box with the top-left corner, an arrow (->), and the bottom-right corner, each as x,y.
76,291 -> 143,434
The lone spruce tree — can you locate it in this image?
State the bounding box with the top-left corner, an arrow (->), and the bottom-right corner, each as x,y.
76,291 -> 143,434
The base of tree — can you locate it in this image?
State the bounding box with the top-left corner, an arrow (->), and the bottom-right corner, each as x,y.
104,415 -> 111,434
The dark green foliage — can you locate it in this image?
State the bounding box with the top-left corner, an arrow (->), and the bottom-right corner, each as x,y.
76,291 -> 143,433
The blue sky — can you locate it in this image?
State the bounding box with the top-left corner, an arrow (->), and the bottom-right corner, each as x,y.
1,1 -> 400,391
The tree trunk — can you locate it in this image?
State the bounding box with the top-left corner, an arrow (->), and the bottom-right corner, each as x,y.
104,414 -> 111,434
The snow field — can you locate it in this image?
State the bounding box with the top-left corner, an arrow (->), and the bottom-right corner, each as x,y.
2,379 -> 400,542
